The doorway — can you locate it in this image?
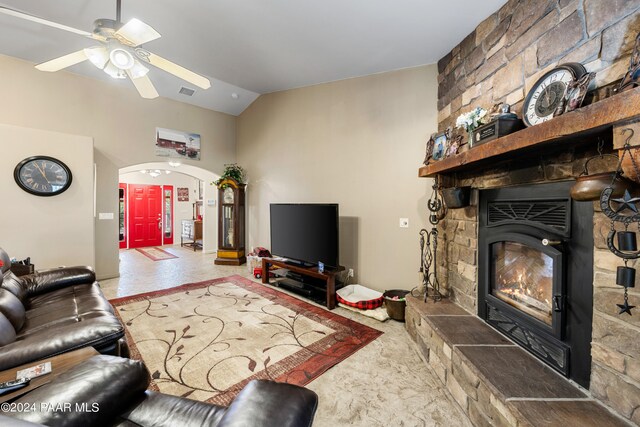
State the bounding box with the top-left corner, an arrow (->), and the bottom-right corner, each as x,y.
118,162 -> 219,255
128,184 -> 163,248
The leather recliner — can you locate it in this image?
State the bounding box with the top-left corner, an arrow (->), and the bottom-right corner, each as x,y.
0,248 -> 127,371
0,355 -> 318,427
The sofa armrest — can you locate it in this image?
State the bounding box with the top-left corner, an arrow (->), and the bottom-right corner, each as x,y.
0,317 -> 124,371
218,380 -> 318,427
118,391 -> 228,427
21,266 -> 96,297
5,356 -> 149,427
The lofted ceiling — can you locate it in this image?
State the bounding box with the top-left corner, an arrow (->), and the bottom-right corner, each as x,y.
0,0 -> 507,115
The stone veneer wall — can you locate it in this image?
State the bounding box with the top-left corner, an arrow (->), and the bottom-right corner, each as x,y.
430,1 -> 640,423
436,0 -> 640,133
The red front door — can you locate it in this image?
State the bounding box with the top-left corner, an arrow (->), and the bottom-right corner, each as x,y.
128,184 -> 163,248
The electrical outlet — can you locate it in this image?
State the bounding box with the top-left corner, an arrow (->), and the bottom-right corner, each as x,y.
348,268 -> 354,278
399,218 -> 409,228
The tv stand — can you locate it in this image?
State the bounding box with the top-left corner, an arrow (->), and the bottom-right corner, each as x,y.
284,259 -> 315,268
262,258 -> 345,309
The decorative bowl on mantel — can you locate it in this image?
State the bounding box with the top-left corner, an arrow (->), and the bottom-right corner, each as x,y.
441,187 -> 471,208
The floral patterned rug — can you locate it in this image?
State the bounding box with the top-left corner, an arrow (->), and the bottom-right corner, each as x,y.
110,275 -> 382,405
134,247 -> 178,261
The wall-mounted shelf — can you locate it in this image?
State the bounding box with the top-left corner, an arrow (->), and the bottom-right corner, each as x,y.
419,87 -> 640,178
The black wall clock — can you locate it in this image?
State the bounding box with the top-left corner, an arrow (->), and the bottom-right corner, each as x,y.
14,156 -> 72,196
522,62 -> 587,127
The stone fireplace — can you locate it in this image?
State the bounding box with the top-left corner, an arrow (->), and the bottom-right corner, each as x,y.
478,181 -> 594,388
407,140 -> 640,425
415,0 -> 640,423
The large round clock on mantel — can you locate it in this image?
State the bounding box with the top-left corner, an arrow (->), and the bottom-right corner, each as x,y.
522,63 -> 587,127
14,155 -> 72,196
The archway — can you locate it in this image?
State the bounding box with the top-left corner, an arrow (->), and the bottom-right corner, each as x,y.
118,162 -> 220,256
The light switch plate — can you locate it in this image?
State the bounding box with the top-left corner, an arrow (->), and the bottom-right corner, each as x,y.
399,218 -> 409,228
98,213 -> 114,220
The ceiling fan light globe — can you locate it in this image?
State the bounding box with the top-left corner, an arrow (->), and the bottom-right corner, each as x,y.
84,47 -> 109,69
104,62 -> 127,79
129,61 -> 149,79
109,48 -> 134,70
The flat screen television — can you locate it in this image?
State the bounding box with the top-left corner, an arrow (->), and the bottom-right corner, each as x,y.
270,203 -> 339,268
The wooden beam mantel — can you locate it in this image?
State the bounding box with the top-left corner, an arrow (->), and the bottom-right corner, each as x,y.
419,86 -> 640,178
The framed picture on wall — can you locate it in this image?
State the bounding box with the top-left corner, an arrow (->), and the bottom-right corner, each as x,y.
155,128 -> 201,160
198,180 -> 204,200
177,187 -> 189,202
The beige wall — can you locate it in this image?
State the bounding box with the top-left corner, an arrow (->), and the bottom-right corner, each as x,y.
0,124 -> 94,268
0,54 -> 236,279
238,65 -> 437,292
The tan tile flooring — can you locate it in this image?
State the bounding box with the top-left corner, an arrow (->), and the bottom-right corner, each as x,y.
101,245 -> 471,427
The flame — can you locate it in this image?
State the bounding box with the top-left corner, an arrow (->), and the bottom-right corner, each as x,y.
495,267 -> 551,313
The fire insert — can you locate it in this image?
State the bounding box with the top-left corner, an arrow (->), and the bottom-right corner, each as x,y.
478,181 -> 593,388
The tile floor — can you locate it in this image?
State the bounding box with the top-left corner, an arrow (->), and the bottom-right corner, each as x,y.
101,245 -> 471,427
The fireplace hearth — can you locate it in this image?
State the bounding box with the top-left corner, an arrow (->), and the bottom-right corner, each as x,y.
478,181 -> 594,388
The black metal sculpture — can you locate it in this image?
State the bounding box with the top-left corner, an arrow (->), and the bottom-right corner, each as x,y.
600,129 -> 639,315
415,176 -> 444,302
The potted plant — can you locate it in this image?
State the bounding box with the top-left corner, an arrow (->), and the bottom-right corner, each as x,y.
213,164 -> 246,188
455,107 -> 488,147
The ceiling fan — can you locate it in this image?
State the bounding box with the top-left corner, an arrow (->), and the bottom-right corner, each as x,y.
0,0 -> 211,99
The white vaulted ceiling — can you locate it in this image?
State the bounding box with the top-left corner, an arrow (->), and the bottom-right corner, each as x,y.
0,0 -> 507,115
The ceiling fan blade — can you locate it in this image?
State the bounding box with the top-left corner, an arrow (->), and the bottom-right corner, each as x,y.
143,52 -> 210,89
126,70 -> 159,99
0,6 -> 92,37
36,50 -> 88,72
115,18 -> 161,47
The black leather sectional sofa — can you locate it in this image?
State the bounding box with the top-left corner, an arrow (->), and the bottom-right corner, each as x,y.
0,249 -> 127,370
0,248 -> 318,426
0,355 -> 318,427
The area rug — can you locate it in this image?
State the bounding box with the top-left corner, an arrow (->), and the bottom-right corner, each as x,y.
135,247 -> 178,261
110,275 -> 382,405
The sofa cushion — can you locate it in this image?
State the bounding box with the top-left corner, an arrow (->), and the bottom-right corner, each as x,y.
0,288 -> 26,331
1,271 -> 28,302
22,283 -> 114,334
0,313 -> 16,347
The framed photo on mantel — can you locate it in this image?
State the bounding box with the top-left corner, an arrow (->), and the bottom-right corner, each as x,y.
431,131 -> 448,162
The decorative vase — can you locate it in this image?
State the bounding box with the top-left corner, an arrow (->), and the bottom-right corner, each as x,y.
468,128 -> 476,148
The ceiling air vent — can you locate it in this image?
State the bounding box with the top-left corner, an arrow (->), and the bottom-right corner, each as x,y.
179,86 -> 196,96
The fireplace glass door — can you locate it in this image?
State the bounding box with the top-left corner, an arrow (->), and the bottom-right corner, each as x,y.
490,241 -> 556,326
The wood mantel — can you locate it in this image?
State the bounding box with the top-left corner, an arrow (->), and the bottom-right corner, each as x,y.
419,86 -> 640,178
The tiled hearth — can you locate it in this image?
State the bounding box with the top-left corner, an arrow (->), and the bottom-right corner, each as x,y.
405,297 -> 630,426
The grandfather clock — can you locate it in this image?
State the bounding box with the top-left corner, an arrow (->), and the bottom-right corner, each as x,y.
214,178 -> 246,265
